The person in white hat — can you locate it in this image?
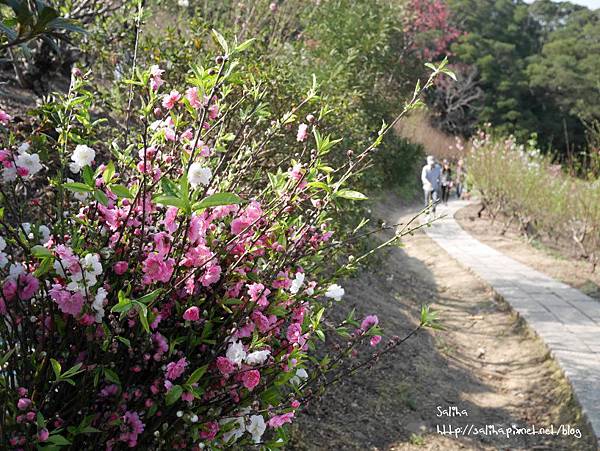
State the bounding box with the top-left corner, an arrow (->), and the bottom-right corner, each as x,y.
421,155 -> 440,214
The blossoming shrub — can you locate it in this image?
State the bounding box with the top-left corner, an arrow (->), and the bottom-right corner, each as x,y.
0,32 -> 447,448
468,130 -> 600,268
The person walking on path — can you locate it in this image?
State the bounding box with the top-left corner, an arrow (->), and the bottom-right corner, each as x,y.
455,158 -> 466,199
440,159 -> 452,205
421,155 -> 440,214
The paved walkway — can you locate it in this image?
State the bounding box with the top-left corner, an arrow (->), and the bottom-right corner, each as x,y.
423,200 -> 600,442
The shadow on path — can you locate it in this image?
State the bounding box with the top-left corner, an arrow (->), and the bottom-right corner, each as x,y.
289,194 -> 595,451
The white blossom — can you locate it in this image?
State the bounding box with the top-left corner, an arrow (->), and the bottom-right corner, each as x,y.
290,272 -> 305,294
226,340 -> 246,365
188,163 -> 212,188
8,263 -> 25,280
220,416 -> 245,444
69,144 -> 95,173
15,151 -> 42,176
245,350 -> 270,365
38,225 -> 51,244
92,287 -> 107,323
2,167 -> 17,182
325,283 -> 344,301
290,368 -> 309,386
17,142 -> 30,154
246,415 -> 266,444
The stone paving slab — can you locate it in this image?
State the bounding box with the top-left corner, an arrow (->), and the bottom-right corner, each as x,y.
422,200 -> 600,442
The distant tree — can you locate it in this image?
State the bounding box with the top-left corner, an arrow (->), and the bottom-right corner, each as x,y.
528,0 -> 585,39
428,63 -> 483,136
446,0 -> 543,142
527,8 -> 600,153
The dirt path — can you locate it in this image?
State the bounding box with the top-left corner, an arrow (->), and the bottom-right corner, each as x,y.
289,195 -> 595,450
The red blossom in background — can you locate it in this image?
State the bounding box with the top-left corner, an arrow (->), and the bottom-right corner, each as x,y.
404,0 -> 462,60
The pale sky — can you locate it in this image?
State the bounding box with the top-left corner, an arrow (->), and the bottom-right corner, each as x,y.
524,0 -> 600,8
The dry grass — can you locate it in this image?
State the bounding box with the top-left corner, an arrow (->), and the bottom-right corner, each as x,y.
395,110 -> 469,161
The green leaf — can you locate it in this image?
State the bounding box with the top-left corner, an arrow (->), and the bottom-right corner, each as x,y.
154,196 -> 186,209
334,189 -> 368,201
93,189 -> 109,206
135,289 -> 163,305
109,184 -> 133,199
47,434 -> 71,446
111,302 -> 133,313
0,22 -> 17,41
116,336 -> 131,348
165,385 -> 183,405
63,182 -> 93,193
31,245 -> 52,258
82,165 -> 94,186
235,37 -> 255,53
186,365 -> 208,385
102,161 -> 115,184
0,347 -> 16,368
62,363 -> 83,378
103,368 -> 121,385
192,192 -> 245,211
34,257 -> 54,277
137,303 -> 150,333
212,29 -> 229,55
50,358 -> 61,379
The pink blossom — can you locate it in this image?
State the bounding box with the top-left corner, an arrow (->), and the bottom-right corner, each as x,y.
2,279 -> 17,301
231,201 -> 263,235
286,323 -> 303,343
180,128 -> 194,142
200,421 -> 219,440
201,264 -> 221,287
268,412 -> 294,428
162,90 -> 181,110
17,398 -> 31,410
207,103 -> 219,120
272,271 -> 291,289
241,369 -> 260,390
0,109 -> 11,124
370,335 -> 382,347
247,283 -> 270,307
216,356 -> 235,376
252,310 -> 271,334
165,357 -> 188,380
296,123 -> 309,142
153,231 -> 171,256
38,428 -> 49,442
100,384 -> 119,397
185,87 -> 201,109
150,65 -> 165,91
49,285 -> 84,316
182,306 -> 200,321
113,261 -> 128,275
181,391 -> 194,402
164,207 -> 179,234
121,411 -> 144,447
188,214 -> 208,244
142,253 -> 174,284
18,273 -> 39,300
360,314 -> 379,330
